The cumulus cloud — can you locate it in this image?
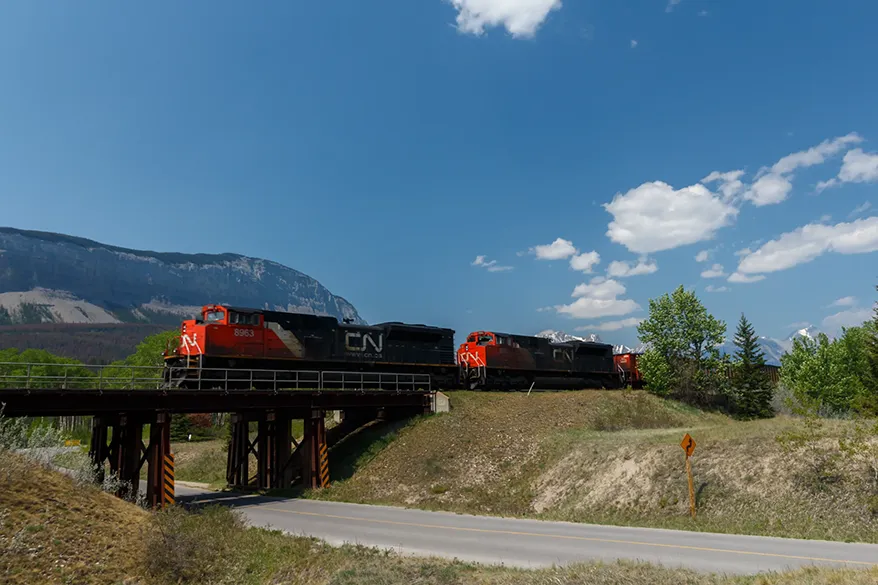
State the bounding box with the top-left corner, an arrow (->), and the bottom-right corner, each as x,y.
735,216 -> 878,276
665,0 -> 682,12
471,255 -> 513,272
734,247 -> 752,257
532,238 -> 577,260
822,307 -> 874,333
603,181 -> 737,254
575,317 -> 643,332
740,133 -> 863,206
728,272 -> 765,284
702,170 -> 745,200
744,173 -> 793,206
555,277 -> 640,319
570,250 -> 601,273
700,263 -> 726,279
817,148 -> 878,192
448,0 -> 562,38
705,285 -> 728,293
602,134 -> 867,255
607,258 -> 658,278
695,250 -> 710,262
828,296 -> 857,308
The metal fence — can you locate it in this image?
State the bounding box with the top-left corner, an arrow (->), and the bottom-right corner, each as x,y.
0,362 -> 432,393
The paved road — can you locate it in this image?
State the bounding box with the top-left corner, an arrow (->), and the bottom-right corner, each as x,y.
178,490 -> 878,575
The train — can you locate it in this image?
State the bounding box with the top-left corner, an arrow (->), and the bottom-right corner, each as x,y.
161,304 -> 631,391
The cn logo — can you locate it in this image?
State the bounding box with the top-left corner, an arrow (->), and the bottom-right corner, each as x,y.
345,332 -> 384,353
553,348 -> 573,363
181,333 -> 202,353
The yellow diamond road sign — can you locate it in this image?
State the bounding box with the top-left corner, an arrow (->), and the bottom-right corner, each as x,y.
681,433 -> 696,457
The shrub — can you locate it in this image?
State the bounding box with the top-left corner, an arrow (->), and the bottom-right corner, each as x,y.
143,505 -> 247,584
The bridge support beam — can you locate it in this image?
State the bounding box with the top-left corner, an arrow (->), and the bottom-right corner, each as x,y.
109,415 -> 144,501
302,410 -> 329,489
226,412 -> 252,488
146,413 -> 172,509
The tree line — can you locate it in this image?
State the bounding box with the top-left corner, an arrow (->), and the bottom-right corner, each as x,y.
636,284 -> 878,419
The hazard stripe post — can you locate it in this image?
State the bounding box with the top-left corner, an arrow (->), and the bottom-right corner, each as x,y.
163,453 -> 175,507
319,442 -> 329,488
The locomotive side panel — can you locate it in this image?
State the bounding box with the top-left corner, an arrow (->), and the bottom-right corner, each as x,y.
572,342 -> 615,373
379,324 -> 457,365
262,311 -> 337,361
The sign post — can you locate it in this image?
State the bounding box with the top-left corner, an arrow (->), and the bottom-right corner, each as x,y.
680,433 -> 696,519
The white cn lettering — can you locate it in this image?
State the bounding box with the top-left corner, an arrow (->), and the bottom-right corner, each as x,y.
345,332 -> 383,353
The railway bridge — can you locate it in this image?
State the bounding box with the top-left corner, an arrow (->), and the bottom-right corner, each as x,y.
0,363 -> 437,508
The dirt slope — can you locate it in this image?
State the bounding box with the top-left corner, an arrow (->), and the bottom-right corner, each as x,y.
313,390 -> 878,543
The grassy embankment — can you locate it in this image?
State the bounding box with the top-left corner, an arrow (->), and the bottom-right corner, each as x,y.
2,450 -> 877,585
299,390 -> 878,543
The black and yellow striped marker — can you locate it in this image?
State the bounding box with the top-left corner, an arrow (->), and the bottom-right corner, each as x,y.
163,453 -> 175,507
318,443 -> 329,488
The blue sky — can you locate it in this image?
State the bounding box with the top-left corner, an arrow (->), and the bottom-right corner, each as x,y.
1,0 -> 876,347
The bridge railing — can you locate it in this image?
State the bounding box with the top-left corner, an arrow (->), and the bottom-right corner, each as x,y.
0,363 -> 433,393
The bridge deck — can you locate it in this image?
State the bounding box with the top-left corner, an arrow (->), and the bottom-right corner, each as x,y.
0,362 -> 434,416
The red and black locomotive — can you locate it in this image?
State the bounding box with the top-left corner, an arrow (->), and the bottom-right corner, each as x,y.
163,304 -> 627,391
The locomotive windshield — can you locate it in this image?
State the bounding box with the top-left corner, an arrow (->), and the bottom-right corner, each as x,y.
477,335 -> 493,345
205,310 -> 224,323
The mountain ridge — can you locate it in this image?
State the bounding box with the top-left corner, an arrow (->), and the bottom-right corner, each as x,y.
0,227 -> 365,326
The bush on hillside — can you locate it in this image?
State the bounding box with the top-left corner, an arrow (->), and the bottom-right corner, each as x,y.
781,325 -> 875,416
143,505 -> 247,584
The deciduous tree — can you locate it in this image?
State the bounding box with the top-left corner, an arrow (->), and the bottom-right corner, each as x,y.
637,286 -> 728,408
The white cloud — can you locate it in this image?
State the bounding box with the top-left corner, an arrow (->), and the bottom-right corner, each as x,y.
819,214 -> 832,223
850,202 -> 872,218
630,39 -> 638,48
532,237 -> 577,260
735,216 -> 878,275
575,317 -> 644,332
818,148 -> 878,192
702,170 -> 745,200
700,263 -> 726,279
603,181 -> 737,254
665,0 -> 682,12
734,247 -> 752,257
471,255 -> 513,272
728,272 -> 765,284
607,258 -> 658,278
555,278 -> 640,319
698,9 -> 708,16
447,0 -> 562,38
828,296 -> 857,308
705,285 -> 728,293
788,321 -> 811,330
740,133 -> 863,205
569,251 -> 601,273
822,307 -> 874,333
743,173 -> 793,206
695,250 -> 710,263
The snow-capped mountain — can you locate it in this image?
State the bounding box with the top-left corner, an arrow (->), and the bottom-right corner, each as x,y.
613,343 -> 648,355
786,325 -> 822,344
535,329 -> 602,343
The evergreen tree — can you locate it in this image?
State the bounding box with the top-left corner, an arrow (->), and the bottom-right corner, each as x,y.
732,313 -> 774,419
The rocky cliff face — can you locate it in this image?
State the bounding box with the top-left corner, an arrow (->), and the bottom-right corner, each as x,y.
0,227 -> 365,325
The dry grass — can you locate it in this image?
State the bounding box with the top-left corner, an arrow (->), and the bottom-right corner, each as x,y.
309,391 -> 878,543
0,451 -> 147,585
2,453 -> 877,585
